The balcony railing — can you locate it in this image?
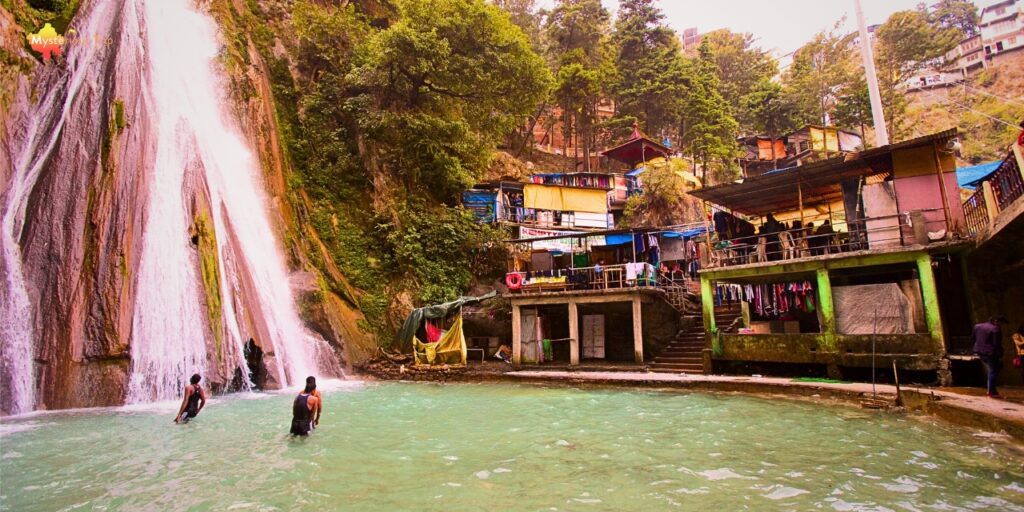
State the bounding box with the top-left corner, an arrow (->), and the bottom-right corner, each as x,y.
499,207 -> 610,229
961,148 -> 1024,236
707,212 -> 948,268
507,263 -> 689,295
991,154 -> 1024,211
962,188 -> 989,236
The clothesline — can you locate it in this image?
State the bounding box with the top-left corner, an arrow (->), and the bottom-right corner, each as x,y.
715,281 -> 817,318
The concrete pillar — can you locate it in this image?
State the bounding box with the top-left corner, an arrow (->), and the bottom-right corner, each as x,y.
816,268 -> 837,351
511,304 -> 522,364
981,181 -> 1000,220
916,254 -> 946,355
568,300 -> 579,366
632,295 -> 644,363
700,275 -> 719,356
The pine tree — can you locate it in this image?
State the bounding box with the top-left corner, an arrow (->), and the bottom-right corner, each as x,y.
610,0 -> 685,138
680,39 -> 738,183
544,0 -> 611,170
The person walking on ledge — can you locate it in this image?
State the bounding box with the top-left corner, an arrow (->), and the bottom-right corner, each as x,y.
174,374 -> 206,424
306,376 -> 322,429
973,316 -> 1007,398
290,379 -> 320,436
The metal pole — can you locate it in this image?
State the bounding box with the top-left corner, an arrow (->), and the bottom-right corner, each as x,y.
855,0 -> 890,147
872,305 -> 877,399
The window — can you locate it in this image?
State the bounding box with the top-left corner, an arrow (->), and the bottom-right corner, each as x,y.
985,45 -> 992,54
997,41 -> 1005,51
1011,37 -> 1018,45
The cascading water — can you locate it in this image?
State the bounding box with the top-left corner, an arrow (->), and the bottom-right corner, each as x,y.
2,0 -> 338,412
127,0 -> 323,401
0,1 -> 119,415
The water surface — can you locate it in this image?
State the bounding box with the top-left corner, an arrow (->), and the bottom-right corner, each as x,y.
2,382 -> 1023,511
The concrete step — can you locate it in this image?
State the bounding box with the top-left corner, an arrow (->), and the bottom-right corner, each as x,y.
653,357 -> 703,365
648,362 -> 704,372
649,367 -> 704,374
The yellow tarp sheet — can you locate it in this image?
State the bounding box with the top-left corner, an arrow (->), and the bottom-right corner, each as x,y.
412,316 -> 467,366
524,184 -> 608,214
561,187 -> 608,213
809,127 -> 840,153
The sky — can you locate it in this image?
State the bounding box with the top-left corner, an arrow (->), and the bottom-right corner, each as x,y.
536,0 -> 993,58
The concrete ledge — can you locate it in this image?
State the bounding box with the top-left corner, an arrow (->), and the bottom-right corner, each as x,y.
495,370 -> 1024,444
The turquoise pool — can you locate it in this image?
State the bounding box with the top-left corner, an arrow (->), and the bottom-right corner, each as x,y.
1,382 -> 1022,510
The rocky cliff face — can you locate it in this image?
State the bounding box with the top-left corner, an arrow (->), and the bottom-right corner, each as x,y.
0,0 -> 371,414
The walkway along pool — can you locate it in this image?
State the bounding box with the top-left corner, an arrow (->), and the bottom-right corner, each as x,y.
1,382 -> 1023,510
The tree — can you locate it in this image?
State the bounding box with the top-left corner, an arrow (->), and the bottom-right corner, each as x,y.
493,0 -> 545,52
544,0 -> 611,169
347,0 -> 552,200
782,23 -> 856,127
610,0 -> 685,138
875,10 -> 959,138
742,78 -> 800,159
832,76 -> 873,142
621,159 -> 703,227
932,0 -> 979,38
702,29 -> 778,123
679,39 -> 738,183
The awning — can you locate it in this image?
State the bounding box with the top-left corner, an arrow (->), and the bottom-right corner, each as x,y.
689,129 -> 958,216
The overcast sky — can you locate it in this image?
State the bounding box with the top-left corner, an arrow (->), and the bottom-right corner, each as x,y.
536,0 -> 992,58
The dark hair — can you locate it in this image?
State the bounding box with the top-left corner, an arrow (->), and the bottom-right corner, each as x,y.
990,316 -> 1008,324
190,374 -> 201,385
1017,324 -> 1024,336
306,376 -> 316,385
303,381 -> 316,394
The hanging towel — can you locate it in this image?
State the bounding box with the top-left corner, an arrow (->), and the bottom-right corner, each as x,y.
425,320 -> 442,342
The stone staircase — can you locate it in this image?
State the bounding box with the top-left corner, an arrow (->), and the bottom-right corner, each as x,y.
649,306 -> 742,374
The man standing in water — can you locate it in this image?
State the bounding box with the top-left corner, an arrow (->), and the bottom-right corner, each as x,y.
306,376 -> 322,429
290,379 -> 321,436
174,374 -> 206,423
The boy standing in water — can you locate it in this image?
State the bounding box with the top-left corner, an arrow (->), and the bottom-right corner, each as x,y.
174,374 -> 206,423
290,379 -> 321,436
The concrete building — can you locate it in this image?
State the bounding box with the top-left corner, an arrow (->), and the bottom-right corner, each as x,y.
691,129 -> 970,384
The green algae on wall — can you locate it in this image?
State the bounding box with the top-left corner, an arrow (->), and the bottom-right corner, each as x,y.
192,213 -> 224,357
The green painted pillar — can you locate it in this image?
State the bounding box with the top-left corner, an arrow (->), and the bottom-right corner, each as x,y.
916,254 -> 946,354
700,275 -> 720,356
816,268 -> 837,351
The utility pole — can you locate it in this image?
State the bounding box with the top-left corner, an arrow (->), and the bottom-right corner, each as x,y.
855,0 -> 890,147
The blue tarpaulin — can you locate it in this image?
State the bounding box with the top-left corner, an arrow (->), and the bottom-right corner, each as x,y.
956,161 -> 1001,190
605,233 -> 633,245
626,166 -> 646,177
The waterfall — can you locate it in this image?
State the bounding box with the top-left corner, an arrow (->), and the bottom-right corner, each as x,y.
0,1 -> 119,415
2,0 -> 337,412
127,0 -> 322,401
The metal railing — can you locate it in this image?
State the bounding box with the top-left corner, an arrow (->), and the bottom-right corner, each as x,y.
707,212 -> 948,268
991,155 -> 1023,211
962,188 -> 989,236
508,263 -> 669,295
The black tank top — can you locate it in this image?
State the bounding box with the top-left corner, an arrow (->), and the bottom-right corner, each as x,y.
186,384 -> 202,414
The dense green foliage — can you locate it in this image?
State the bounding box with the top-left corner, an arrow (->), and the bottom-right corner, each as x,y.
235,0 -> 548,341
610,0 -> 683,137
679,40 -> 738,181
